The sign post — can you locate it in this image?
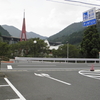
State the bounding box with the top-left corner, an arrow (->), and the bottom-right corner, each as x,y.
83,7 -> 96,27
99,52 -> 100,63
99,52 -> 100,58
0,58 -> 1,70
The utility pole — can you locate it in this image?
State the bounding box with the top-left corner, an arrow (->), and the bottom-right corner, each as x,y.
0,58 -> 1,70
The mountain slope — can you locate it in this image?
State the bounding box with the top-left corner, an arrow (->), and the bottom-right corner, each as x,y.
2,25 -> 47,39
48,22 -> 85,42
0,25 -> 11,37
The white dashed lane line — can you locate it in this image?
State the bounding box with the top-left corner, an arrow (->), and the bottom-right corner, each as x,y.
79,70 -> 100,80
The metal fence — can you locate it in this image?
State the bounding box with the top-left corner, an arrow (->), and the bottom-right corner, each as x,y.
15,57 -> 100,63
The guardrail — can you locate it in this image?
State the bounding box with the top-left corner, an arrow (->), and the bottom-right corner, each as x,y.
15,57 -> 100,63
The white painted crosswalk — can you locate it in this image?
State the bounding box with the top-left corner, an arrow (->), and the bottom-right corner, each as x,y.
79,70 -> 100,80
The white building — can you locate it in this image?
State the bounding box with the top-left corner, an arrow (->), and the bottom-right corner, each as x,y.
44,40 -> 63,50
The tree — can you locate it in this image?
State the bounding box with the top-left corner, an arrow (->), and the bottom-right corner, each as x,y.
53,44 -> 80,58
81,25 -> 100,58
27,38 -> 49,57
0,41 -> 10,57
10,38 -> 49,57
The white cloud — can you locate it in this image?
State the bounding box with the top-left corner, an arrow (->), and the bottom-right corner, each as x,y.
0,0 -> 100,37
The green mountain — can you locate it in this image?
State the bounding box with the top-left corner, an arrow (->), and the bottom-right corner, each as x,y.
2,25 -> 47,39
66,30 -> 84,45
0,25 -> 11,37
48,22 -> 100,45
48,22 -> 85,43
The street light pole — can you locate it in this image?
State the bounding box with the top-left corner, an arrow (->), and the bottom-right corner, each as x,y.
33,40 -> 37,57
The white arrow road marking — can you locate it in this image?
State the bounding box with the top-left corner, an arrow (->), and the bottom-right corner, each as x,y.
34,73 -> 44,77
41,73 -> 50,77
4,78 -> 26,100
7,65 -> 13,69
34,73 -> 71,85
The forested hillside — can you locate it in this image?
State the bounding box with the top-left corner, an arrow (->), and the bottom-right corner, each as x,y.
48,22 -> 84,43
47,29 -> 84,45
0,25 -> 11,37
2,25 -> 47,39
66,30 -> 84,45
48,22 -> 100,45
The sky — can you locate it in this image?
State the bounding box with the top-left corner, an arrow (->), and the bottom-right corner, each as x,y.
0,0 -> 100,37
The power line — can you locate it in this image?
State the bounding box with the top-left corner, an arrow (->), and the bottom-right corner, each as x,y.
47,0 -> 100,7
65,0 -> 100,7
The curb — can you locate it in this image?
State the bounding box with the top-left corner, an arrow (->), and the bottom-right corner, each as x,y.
1,61 -> 14,63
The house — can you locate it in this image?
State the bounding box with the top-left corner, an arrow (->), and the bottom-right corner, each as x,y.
44,40 -> 63,50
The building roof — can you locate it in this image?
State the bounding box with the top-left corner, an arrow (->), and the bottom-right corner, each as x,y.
44,40 -> 63,50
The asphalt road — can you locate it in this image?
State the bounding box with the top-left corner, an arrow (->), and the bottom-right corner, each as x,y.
0,62 -> 100,100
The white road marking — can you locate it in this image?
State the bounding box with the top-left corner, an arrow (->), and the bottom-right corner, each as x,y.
34,73 -> 71,85
18,65 -> 56,66
7,65 -> 13,69
0,85 -> 9,87
95,70 -> 100,72
79,70 -> 100,80
6,99 -> 21,100
46,75 -> 71,85
4,78 -> 26,100
34,73 -> 44,77
37,68 -> 79,71
41,73 -> 50,77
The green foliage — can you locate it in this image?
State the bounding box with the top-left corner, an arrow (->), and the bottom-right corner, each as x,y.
52,44 -> 80,58
81,25 -> 100,58
10,38 -> 49,57
0,41 -> 10,57
67,30 -> 84,45
0,32 -> 1,36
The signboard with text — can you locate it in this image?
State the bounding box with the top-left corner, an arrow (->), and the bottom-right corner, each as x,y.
83,8 -> 96,27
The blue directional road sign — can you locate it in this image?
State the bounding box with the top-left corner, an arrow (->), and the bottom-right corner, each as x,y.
83,8 -> 96,27
83,19 -> 96,26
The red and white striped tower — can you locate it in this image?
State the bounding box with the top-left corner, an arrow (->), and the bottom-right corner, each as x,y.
20,10 -> 27,41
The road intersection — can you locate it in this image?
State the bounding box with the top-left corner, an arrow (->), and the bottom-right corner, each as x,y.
0,62 -> 100,100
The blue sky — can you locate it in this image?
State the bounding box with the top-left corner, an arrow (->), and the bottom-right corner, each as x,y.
0,0 -> 100,37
